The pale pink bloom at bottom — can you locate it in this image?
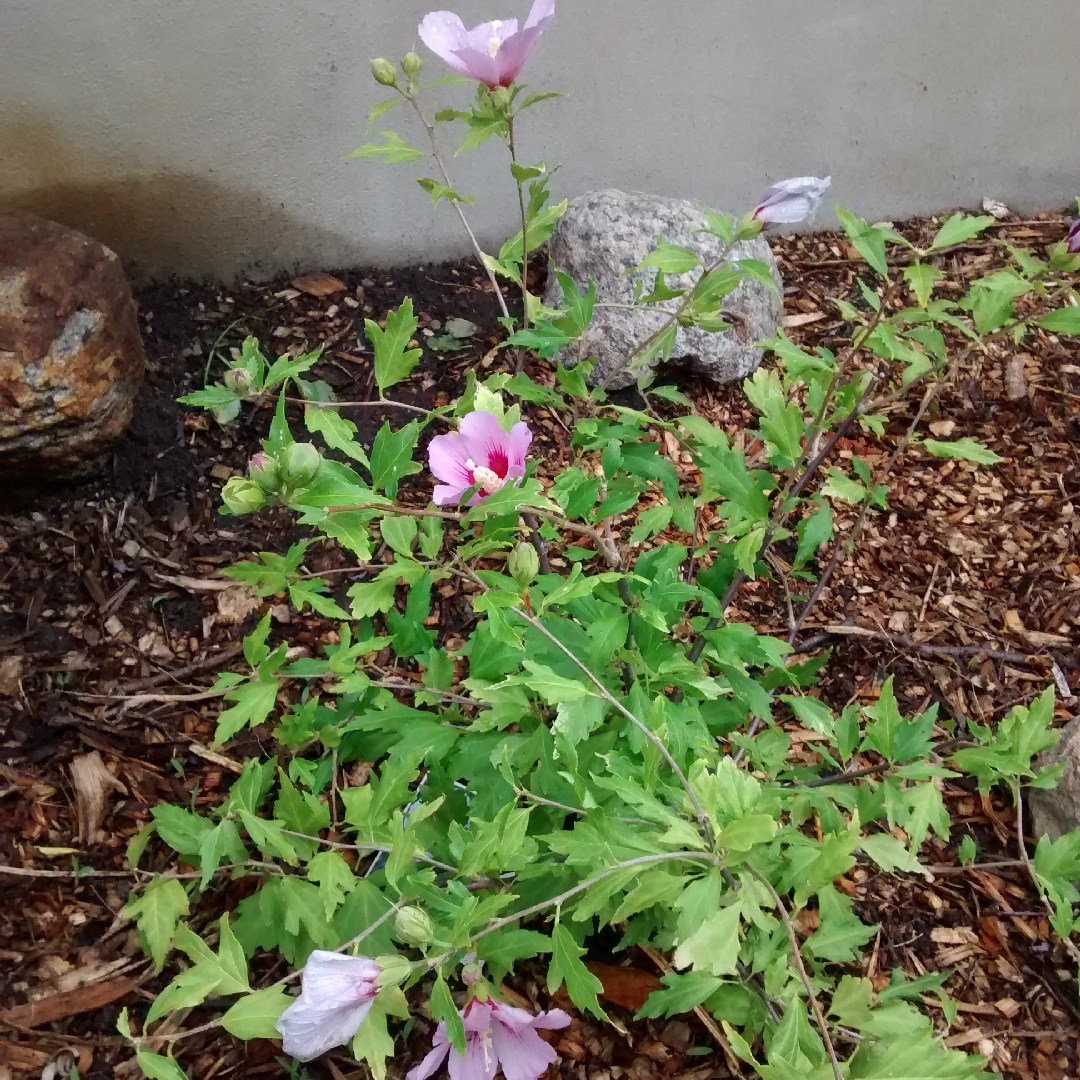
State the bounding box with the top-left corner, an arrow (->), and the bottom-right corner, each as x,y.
275,952 -> 382,1061
408,998 -> 571,1080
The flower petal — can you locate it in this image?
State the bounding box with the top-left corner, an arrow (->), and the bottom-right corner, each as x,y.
408,1024 -> 452,1080
428,431 -> 475,487
489,1019 -> 559,1080
754,176 -> 831,224
433,483 -> 467,506
448,1032 -> 500,1080
459,410 -> 514,473
447,44 -> 505,86
506,421 -> 533,469
276,997 -> 375,1062
293,952 -> 382,1009
418,11 -> 474,74
529,1008 -> 572,1031
524,0 -> 556,31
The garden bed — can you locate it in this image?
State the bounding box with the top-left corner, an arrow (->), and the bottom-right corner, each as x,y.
1,212 -> 1078,1080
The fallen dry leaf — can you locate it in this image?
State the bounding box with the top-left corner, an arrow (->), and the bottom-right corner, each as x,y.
68,751 -> 126,846
216,587 -> 261,625
585,962 -> 662,1011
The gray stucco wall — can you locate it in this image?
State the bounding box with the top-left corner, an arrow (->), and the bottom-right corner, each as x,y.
2,1 -> 1077,282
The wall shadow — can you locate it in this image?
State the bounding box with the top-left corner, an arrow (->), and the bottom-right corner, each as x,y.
0,109 -> 354,283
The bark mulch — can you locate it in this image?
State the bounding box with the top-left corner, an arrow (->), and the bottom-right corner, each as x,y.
1,213 -> 1078,1080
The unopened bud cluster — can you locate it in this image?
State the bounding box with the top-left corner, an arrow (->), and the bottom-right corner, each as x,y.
221,442 -> 323,516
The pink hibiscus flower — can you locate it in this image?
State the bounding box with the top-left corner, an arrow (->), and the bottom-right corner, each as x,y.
407,997 -> 572,1080
752,176 -> 832,224
418,0 -> 555,88
275,952 -> 382,1061
1066,218 -> 1080,254
428,410 -> 532,506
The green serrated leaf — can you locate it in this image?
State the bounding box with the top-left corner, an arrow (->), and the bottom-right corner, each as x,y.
548,923 -> 608,1020
123,877 -> 190,971
220,985 -> 292,1039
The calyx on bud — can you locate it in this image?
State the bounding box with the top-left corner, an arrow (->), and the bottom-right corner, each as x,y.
490,86 -> 512,111
402,52 -> 423,78
223,367 -> 255,395
508,541 -> 540,589
248,452 -> 282,493
371,58 -> 398,87
279,442 -> 322,489
394,906 -> 434,946
221,476 -> 266,516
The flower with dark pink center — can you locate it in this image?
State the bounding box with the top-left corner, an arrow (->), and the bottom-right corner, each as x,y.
407,997 -> 571,1080
418,0 -> 555,88
428,410 -> 531,506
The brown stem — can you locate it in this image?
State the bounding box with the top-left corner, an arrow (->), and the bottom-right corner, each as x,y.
1013,783 -> 1080,965
747,866 -> 845,1080
407,95 -> 511,322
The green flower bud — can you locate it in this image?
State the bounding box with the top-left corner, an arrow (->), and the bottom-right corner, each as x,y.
508,541 -> 540,589
247,452 -> 282,493
371,58 -> 398,87
401,52 -> 423,78
735,210 -> 765,241
222,367 -> 254,395
490,86 -> 512,111
394,906 -> 434,946
279,442 -> 322,489
221,476 -> 265,516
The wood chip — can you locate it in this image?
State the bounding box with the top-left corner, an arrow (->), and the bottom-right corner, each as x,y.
1005,356 -> 1028,400
0,975 -> 136,1028
781,311 -> 826,328
291,273 -> 347,297
68,752 -> 126,846
0,1041 -> 49,1071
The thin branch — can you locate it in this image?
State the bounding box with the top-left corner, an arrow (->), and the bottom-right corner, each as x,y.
470,851 -> 717,943
155,901 -> 410,1045
640,944 -> 744,1076
278,828 -> 459,874
289,396 -> 433,417
1012,783 -> 1080,965
747,866 -> 844,1080
496,577 -> 713,845
686,368 -> 883,666
794,625 -> 1030,664
407,95 -> 511,322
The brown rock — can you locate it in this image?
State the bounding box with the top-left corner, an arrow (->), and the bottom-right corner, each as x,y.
1029,717 -> 1080,841
0,211 -> 145,473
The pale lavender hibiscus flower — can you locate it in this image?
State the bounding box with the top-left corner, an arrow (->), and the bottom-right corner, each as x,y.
753,176 -> 832,224
275,952 -> 382,1061
418,0 -> 555,88
408,997 -> 571,1080
1066,218 -> 1080,254
428,410 -> 531,506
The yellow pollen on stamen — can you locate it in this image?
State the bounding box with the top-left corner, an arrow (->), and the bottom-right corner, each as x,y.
487,21 -> 502,57
472,465 -> 505,494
